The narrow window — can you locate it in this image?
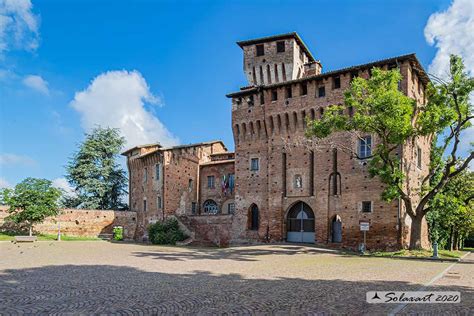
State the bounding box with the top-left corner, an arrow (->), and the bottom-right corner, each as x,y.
157,196 -> 162,209
155,164 -> 160,180
318,86 -> 325,97
249,204 -> 259,230
358,136 -> 372,159
252,66 -> 257,84
207,175 -> 215,189
333,76 -> 341,89
228,203 -> 235,214
361,201 -> 372,213
143,168 -> 147,183
281,63 -> 287,81
274,64 -> 279,83
417,146 -> 422,169
143,199 -> 147,212
259,65 -> 264,83
250,158 -> 259,171
260,92 -> 265,105
266,64 -> 272,84
276,41 -> 285,53
319,107 -> 324,118
286,86 -> 292,99
191,202 -> 197,215
271,89 -> 278,101
301,82 -> 307,96
256,44 -> 264,56
188,178 -> 193,189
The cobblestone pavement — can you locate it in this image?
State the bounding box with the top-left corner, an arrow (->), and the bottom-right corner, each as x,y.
0,241 -> 472,315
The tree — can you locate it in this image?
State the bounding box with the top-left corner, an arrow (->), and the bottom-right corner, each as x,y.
0,178 -> 61,236
306,55 -> 473,249
66,127 -> 128,210
427,169 -> 474,250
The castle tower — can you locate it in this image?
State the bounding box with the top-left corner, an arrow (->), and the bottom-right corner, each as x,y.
237,32 -> 322,86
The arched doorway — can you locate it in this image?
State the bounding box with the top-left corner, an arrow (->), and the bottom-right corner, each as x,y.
286,202 -> 315,243
331,215 -> 342,243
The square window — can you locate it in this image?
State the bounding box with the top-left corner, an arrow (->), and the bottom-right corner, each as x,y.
250,158 -> 259,171
276,41 -> 285,53
318,86 -> 325,97
271,90 -> 278,101
333,77 -> 341,89
207,176 -> 215,189
286,86 -> 292,99
361,201 -> 372,213
256,44 -> 264,56
358,136 -> 372,159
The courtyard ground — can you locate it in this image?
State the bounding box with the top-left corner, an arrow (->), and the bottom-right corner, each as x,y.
0,241 -> 472,315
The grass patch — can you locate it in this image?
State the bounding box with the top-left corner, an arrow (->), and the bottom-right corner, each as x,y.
462,247 -> 474,252
368,249 -> 466,259
0,232 -> 101,241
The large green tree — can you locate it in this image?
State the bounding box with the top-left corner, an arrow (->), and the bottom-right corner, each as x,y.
66,127 -> 128,210
306,55 -> 473,249
0,178 -> 61,236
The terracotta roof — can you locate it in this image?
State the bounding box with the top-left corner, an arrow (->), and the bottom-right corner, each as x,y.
126,140 -> 229,160
226,53 -> 429,98
121,143 -> 161,155
236,32 -> 315,62
200,159 -> 235,166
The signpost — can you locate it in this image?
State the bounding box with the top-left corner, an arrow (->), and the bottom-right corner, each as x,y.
359,221 -> 370,253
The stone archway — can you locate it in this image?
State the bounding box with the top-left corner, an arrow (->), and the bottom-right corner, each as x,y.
286,201 -> 315,243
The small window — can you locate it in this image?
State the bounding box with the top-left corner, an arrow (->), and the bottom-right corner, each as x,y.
228,203 -> 235,214
143,199 -> 147,212
157,196 -> 162,209
286,86 -> 292,99
256,44 -> 264,56
191,202 -> 197,215
155,164 -> 160,180
319,107 -> 324,118
358,136 -> 372,159
361,201 -> 372,213
301,83 -> 307,96
203,200 -> 219,214
350,71 -> 358,81
188,178 -> 193,189
247,95 -> 254,107
271,90 -> 278,101
333,77 -> 341,89
143,168 -> 147,183
294,174 -> 303,188
276,41 -> 285,53
250,158 -> 259,171
417,146 -> 422,169
249,204 -> 259,230
318,86 -> 325,97
207,176 -> 215,189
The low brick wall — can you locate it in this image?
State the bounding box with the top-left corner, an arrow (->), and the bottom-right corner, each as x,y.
0,206 -> 137,239
179,214 -> 233,247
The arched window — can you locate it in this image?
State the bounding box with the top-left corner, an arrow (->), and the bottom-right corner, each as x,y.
249,204 -> 259,230
203,200 -> 219,214
331,215 -> 342,243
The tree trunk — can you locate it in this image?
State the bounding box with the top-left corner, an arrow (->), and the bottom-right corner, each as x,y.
449,226 -> 454,251
409,214 -> 424,249
453,231 -> 459,250
29,224 -> 33,237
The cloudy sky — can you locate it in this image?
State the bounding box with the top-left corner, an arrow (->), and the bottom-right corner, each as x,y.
0,0 -> 472,191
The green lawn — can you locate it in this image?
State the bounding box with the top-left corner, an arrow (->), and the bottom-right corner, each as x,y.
0,232 -> 102,241
368,249 -> 467,260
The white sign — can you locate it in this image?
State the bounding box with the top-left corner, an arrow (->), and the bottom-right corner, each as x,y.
360,222 -> 370,231
366,291 -> 461,304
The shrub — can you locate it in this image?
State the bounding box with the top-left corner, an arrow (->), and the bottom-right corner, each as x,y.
148,218 -> 187,245
113,226 -> 124,241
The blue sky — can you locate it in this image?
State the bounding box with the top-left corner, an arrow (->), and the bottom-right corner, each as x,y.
0,0 -> 472,191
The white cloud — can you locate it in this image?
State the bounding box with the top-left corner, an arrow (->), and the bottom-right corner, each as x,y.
70,70 -> 179,148
52,177 -> 76,197
0,0 -> 39,55
0,153 -> 36,166
22,74 -> 49,95
424,0 -> 474,78
425,0 -> 474,156
0,177 -> 11,189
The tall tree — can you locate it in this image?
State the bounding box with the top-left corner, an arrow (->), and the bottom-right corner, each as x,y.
66,127 -> 128,210
0,178 -> 61,236
306,55 -> 473,249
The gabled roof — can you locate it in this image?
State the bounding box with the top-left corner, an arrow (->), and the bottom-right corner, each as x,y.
236,32 -> 315,62
226,53 -> 430,98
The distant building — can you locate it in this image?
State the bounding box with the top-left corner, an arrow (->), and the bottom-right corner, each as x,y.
123,32 -> 430,249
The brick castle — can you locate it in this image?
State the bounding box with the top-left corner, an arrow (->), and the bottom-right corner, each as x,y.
123,32 -> 431,249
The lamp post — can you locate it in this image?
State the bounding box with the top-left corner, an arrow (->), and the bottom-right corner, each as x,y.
57,221 -> 61,241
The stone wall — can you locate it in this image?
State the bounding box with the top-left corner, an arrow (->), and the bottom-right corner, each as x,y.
0,206 -> 137,239
179,214 -> 233,247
